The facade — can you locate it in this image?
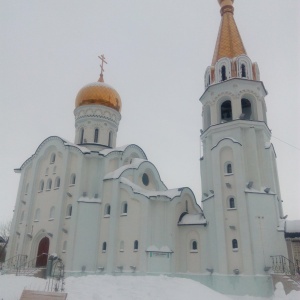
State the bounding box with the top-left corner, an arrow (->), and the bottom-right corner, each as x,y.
6,0 -> 291,296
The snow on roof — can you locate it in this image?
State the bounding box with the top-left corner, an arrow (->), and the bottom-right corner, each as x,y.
178,213 -> 207,225
99,144 -> 130,156
63,140 -> 91,154
120,177 -> 181,200
104,158 -> 147,180
285,220 -> 300,233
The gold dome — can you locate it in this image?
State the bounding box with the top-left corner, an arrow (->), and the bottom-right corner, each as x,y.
75,81 -> 122,112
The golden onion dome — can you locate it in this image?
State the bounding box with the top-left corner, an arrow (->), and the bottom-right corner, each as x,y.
75,79 -> 122,112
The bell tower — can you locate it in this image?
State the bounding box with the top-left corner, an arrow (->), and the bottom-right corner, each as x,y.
200,0 -> 287,277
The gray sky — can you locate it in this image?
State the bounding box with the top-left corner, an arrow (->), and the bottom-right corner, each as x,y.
0,0 -> 299,223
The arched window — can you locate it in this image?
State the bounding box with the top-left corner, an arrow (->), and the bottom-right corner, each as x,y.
34,208 -> 40,221
94,128 -> 99,143
134,240 -> 139,251
102,242 -> 107,252
241,98 -> 252,120
39,180 -> 44,192
225,162 -> 233,174
66,204 -> 72,217
229,197 -> 235,209
62,241 -> 67,253
49,206 -> 55,219
70,173 -> 76,185
232,239 -> 238,250
241,64 -> 246,78
46,179 -> 52,190
50,153 -> 56,164
191,240 -> 198,251
221,65 -> 227,81
104,204 -> 111,216
121,202 -> 128,215
120,241 -> 124,252
221,100 -> 232,122
80,128 -> 84,144
54,177 -> 60,189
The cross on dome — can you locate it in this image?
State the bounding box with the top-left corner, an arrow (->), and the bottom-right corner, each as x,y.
98,54 -> 107,82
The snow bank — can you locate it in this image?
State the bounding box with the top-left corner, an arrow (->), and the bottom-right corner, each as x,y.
0,274 -> 300,300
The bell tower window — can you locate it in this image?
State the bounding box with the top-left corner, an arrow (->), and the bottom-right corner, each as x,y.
108,131 -> 113,147
221,66 -> 227,81
241,64 -> 246,78
221,100 -> 232,122
241,98 -> 252,120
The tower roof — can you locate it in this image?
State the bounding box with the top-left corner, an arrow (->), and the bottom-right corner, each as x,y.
211,0 -> 247,65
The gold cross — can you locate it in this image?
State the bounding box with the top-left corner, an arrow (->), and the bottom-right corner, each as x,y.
98,54 -> 107,76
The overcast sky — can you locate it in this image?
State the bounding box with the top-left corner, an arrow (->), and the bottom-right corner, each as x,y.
0,0 -> 299,223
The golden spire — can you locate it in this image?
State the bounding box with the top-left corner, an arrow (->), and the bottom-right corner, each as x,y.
98,54 -> 107,82
211,0 -> 247,65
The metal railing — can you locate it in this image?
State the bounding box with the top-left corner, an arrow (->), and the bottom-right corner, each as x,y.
271,255 -> 300,285
0,254 -> 28,273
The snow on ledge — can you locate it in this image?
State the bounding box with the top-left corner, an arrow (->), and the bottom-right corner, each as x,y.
146,245 -> 173,253
178,213 -> 207,225
120,177 -> 181,200
77,197 -> 102,204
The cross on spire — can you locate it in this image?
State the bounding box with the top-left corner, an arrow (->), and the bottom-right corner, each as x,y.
98,54 -> 107,82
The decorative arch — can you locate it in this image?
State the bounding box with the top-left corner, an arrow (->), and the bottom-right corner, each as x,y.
236,55 -> 253,79
215,58 -> 231,82
70,173 -> 76,185
121,201 -> 128,215
238,92 -> 259,121
204,67 -> 211,88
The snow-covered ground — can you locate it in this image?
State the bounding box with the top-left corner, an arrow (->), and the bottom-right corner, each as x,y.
0,274 -> 299,300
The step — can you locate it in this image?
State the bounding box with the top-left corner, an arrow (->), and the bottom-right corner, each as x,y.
20,290 -> 67,300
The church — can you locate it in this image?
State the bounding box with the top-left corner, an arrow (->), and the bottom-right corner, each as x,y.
6,0 -> 290,296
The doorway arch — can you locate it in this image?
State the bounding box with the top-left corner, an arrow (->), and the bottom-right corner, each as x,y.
36,237 -> 49,267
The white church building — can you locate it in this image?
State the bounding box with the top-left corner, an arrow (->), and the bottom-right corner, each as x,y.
6,0 -> 290,296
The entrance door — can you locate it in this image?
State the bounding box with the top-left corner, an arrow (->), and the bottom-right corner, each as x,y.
36,237 -> 49,267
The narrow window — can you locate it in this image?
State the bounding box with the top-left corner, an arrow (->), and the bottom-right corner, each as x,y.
70,173 -> 76,185
102,242 -> 107,252
62,241 -> 67,253
49,206 -> 55,219
104,204 -> 111,216
46,179 -> 52,190
94,128 -> 99,143
122,202 -> 128,214
34,209 -> 40,221
229,197 -> 235,209
221,65 -> 227,81
185,200 -> 188,212
80,128 -> 84,144
192,240 -> 198,250
226,163 -> 232,174
39,180 -> 44,192
221,100 -> 232,121
66,204 -> 72,217
108,131 -> 113,147
120,241 -> 124,252
25,183 -> 29,195
241,64 -> 246,78
232,239 -> 238,250
54,177 -> 60,189
50,153 -> 56,164
45,168 -> 49,176
134,240 -> 139,251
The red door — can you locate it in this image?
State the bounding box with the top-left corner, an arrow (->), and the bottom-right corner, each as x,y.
36,237 -> 49,267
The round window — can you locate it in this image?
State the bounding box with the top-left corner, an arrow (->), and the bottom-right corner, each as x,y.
142,173 -> 149,186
